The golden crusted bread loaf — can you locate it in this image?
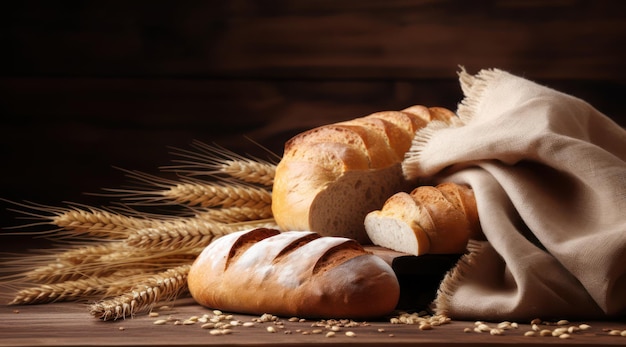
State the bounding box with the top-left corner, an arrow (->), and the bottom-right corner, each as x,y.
271,106 -> 456,243
187,228 -> 400,319
364,182 -> 480,255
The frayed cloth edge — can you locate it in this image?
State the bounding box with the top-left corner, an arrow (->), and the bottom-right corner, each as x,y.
402,120 -> 455,180
456,66 -> 503,123
402,66 -> 504,180
432,239 -> 485,318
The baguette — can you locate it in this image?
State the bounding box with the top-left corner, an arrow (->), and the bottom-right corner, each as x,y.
364,182 -> 480,256
271,106 -> 456,243
187,228 -> 400,319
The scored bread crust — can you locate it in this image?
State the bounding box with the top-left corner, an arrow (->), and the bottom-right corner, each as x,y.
187,228 -> 400,319
364,183 -> 480,256
271,106 -> 455,243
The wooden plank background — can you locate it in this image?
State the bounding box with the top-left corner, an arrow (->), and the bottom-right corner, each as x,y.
1,0 -> 625,250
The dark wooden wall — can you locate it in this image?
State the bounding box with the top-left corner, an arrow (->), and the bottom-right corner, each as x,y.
1,0 -> 625,246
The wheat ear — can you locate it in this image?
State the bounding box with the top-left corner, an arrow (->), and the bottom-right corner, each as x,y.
164,140 -> 278,186
89,264 -> 190,321
218,159 -> 275,186
194,205 -> 273,223
0,201 -> 152,240
96,170 -> 273,209
124,217 -> 277,250
24,261 -> 96,284
8,269 -> 145,305
56,242 -> 122,265
165,182 -> 272,209
19,243 -> 127,284
51,206 -> 154,240
24,243 -> 198,284
10,277 -> 110,305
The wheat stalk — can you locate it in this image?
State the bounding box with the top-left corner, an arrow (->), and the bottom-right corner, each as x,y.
89,264 -> 190,321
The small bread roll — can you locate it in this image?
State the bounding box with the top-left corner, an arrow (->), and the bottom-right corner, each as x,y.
364,183 -> 479,256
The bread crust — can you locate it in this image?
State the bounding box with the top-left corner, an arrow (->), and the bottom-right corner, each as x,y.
410,186 -> 469,254
188,228 -> 400,319
272,106 -> 456,243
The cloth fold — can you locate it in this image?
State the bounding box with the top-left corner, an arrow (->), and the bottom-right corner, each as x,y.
403,67 -> 626,320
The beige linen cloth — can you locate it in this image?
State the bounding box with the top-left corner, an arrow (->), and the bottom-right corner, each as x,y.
403,67 -> 626,321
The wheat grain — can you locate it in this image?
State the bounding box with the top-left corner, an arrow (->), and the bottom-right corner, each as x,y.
164,182 -> 272,208
89,264 -> 190,320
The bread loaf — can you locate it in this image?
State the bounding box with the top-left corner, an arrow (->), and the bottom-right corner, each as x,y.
187,228 -> 400,319
364,182 -> 480,256
271,106 -> 456,243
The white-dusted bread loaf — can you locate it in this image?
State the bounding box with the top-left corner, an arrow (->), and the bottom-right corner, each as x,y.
187,228 -> 400,319
364,182 -> 480,256
271,106 -> 456,243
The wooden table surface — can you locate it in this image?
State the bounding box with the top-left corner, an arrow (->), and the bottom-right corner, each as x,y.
2,296 -> 625,347
2,246 -> 625,347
